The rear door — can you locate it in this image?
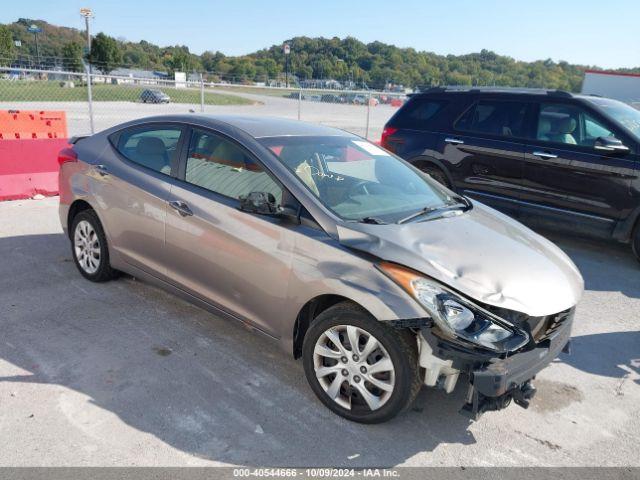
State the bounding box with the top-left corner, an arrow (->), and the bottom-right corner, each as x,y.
521,100 -> 637,236
100,124 -> 186,276
442,96 -> 531,216
163,127 -> 295,336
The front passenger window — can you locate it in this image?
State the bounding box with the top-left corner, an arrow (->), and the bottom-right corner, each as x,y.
185,130 -> 283,204
537,103 -> 617,147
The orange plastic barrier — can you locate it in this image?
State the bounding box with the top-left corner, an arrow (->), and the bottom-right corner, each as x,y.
0,110 -> 68,200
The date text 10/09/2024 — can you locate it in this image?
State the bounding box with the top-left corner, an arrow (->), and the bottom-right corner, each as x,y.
233,469 -> 401,478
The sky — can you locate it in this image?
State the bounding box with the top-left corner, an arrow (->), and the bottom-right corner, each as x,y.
1,0 -> 638,68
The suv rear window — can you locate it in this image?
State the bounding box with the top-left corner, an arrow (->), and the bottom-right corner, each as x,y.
455,100 -> 527,138
393,97 -> 447,130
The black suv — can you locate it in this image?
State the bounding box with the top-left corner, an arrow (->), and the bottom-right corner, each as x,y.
382,87 -> 640,260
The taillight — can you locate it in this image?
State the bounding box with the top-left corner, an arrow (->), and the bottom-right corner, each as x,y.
380,126 -> 398,151
58,147 -> 77,167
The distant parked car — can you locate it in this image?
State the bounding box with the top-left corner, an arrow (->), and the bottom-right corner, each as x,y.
382,86 -> 640,260
140,89 -> 170,104
321,94 -> 343,103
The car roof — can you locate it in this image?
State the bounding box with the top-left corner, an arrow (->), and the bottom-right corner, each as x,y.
413,86 -> 576,99
141,114 -> 355,139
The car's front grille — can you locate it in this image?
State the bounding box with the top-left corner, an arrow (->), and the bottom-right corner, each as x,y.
531,307 -> 574,343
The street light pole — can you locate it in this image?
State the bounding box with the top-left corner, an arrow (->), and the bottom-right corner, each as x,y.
27,25 -> 42,68
283,43 -> 290,88
80,8 -> 94,75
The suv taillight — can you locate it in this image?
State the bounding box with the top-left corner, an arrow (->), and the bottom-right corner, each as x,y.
58,147 -> 78,167
380,126 -> 398,151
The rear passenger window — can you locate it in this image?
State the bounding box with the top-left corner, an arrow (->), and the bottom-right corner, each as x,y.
455,100 -> 527,138
116,127 -> 182,175
394,98 -> 447,129
185,129 -> 282,204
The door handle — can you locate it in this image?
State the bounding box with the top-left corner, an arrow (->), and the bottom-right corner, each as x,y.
445,137 -> 464,145
472,164 -> 490,175
532,151 -> 558,159
95,164 -> 109,177
168,200 -> 193,217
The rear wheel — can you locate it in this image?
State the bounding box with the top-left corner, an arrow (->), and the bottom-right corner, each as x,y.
71,210 -> 118,282
420,165 -> 451,188
302,302 -> 421,424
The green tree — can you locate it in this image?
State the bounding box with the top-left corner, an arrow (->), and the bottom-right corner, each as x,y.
0,25 -> 14,65
61,41 -> 83,72
87,32 -> 122,74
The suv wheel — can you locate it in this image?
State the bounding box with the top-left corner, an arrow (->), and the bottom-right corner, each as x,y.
71,210 -> 118,282
421,165 -> 451,188
302,302 -> 421,424
633,222 -> 640,262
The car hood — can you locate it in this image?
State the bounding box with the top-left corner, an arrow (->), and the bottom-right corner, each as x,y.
336,202 -> 584,317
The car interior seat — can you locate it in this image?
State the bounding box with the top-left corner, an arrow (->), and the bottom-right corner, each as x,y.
549,117 -> 577,144
537,118 -> 552,141
135,137 -> 171,174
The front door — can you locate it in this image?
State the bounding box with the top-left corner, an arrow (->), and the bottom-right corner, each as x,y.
521,101 -> 637,236
444,97 -> 531,216
163,127 -> 294,336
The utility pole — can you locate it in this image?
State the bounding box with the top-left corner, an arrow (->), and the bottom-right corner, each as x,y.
283,43 -> 290,88
80,8 -> 94,75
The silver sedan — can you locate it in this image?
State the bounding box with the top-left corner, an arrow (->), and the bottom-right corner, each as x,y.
58,115 -> 583,423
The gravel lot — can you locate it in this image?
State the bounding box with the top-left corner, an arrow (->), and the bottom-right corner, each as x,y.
0,89 -> 396,140
0,197 -> 638,467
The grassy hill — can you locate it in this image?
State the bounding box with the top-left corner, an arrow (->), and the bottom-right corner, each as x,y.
1,18 -> 639,91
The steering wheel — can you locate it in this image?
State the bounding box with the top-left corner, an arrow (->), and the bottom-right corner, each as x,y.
348,180 -> 371,197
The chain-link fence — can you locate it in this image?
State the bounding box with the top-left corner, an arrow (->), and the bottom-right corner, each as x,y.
0,67 -> 407,141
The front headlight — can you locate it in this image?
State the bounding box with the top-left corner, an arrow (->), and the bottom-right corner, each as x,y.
378,262 -> 529,352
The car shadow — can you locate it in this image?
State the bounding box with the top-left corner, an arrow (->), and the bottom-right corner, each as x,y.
0,232 -> 475,467
535,229 -> 640,299
558,331 -> 640,386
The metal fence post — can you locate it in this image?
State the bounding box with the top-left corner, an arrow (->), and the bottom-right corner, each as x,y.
200,73 -> 205,112
86,65 -> 95,134
298,88 -> 302,120
365,91 -> 372,139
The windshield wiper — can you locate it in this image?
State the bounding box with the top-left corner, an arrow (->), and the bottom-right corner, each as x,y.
358,216 -> 387,225
397,199 -> 470,225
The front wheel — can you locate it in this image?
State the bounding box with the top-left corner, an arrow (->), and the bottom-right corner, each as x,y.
302,302 -> 421,424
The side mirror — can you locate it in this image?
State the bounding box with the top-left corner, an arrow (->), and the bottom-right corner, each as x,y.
239,191 -> 281,215
594,136 -> 629,154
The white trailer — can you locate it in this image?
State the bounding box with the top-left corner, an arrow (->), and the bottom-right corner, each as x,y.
581,70 -> 640,107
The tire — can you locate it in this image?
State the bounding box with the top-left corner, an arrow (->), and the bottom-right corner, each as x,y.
70,209 -> 118,282
302,302 -> 421,424
421,165 -> 451,188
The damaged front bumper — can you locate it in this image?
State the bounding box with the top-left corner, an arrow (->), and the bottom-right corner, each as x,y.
418,314 -> 572,419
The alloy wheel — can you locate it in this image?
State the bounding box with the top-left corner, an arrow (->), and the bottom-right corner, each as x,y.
313,325 -> 395,411
74,220 -> 101,274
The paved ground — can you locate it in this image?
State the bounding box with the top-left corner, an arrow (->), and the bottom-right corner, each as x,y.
0,89 -> 396,141
1,197 -> 639,467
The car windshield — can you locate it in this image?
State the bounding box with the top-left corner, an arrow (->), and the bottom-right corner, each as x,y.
260,135 -> 459,223
584,97 -> 640,141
